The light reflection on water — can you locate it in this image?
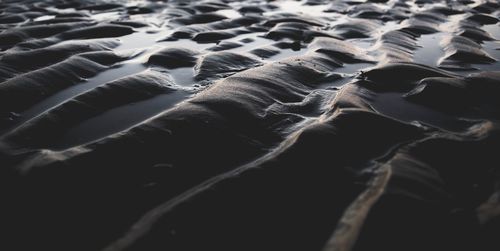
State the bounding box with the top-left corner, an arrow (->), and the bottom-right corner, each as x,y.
52,90 -> 190,150
5,63 -> 146,137
371,92 -> 476,132
413,33 -> 446,67
12,0 -> 499,149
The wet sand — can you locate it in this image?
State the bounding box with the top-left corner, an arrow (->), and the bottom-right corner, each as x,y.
0,0 -> 499,250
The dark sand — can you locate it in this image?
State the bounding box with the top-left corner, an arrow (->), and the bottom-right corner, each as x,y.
0,0 -> 499,250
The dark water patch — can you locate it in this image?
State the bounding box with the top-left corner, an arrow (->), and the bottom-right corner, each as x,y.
52,91 -> 189,150
372,90 -> 478,132
4,62 -> 146,135
0,53 -> 127,123
413,32 -> 445,66
483,24 -> 500,40
3,70 -> 180,150
404,77 -> 469,112
167,67 -> 196,87
360,62 -> 456,92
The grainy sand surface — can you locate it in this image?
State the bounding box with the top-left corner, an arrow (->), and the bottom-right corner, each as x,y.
0,0 -> 499,250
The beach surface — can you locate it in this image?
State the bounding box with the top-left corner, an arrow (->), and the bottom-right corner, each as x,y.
0,0 -> 499,250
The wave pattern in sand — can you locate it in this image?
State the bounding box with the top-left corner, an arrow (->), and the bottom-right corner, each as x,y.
0,0 -> 499,250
